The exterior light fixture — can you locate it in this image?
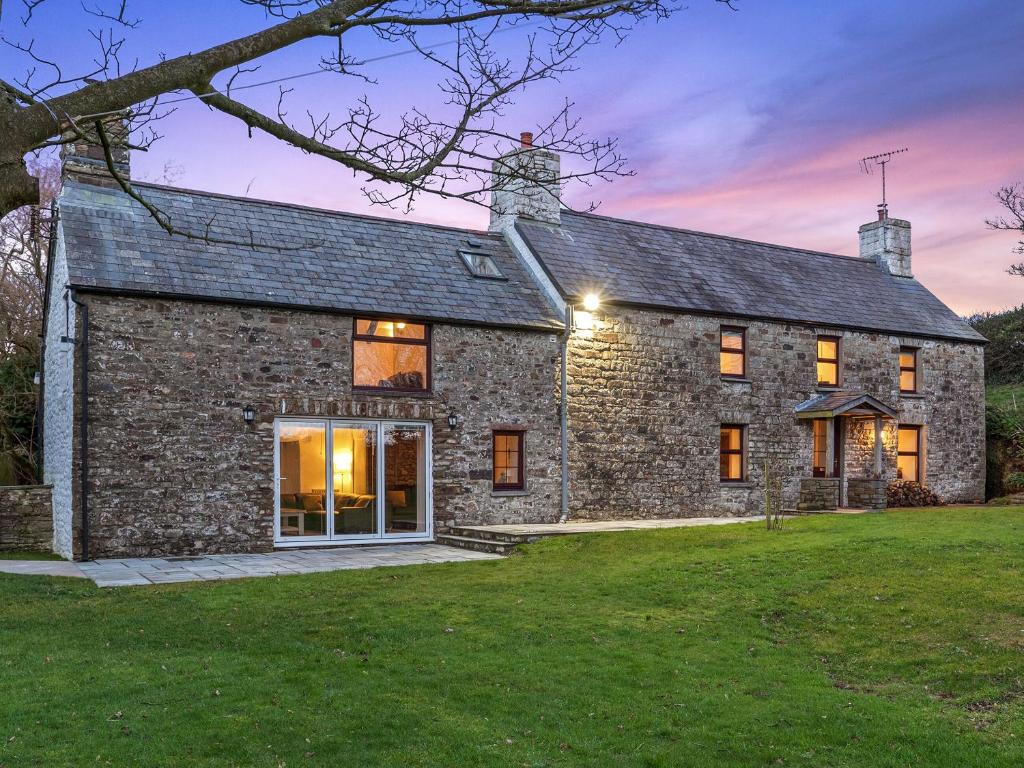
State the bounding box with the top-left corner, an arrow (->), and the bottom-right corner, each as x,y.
242,406 -> 256,423
582,293 -> 601,312
447,413 -> 459,429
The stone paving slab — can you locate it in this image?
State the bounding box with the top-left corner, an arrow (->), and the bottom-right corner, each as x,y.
77,544 -> 501,587
0,560 -> 87,579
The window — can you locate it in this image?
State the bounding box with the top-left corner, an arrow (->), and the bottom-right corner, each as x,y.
459,250 -> 505,279
899,347 -> 918,394
353,319 -> 430,392
812,419 -> 829,477
720,327 -> 746,378
816,336 -> 840,387
897,425 -> 922,482
720,425 -> 745,482
493,430 -> 525,491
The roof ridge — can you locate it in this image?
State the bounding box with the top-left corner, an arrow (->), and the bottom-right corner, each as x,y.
102,180 -> 500,238
561,210 -> 873,265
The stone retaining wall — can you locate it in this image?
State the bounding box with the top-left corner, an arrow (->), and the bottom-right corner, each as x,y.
797,478 -> 839,511
0,485 -> 53,552
847,478 -> 887,509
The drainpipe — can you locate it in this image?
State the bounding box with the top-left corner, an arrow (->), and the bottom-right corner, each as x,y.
66,291 -> 90,561
559,304 -> 573,523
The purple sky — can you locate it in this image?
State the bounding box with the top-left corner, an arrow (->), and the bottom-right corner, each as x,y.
6,0 -> 1023,313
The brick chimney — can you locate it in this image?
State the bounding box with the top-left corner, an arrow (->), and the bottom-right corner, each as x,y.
858,206 -> 911,277
60,115 -> 130,188
488,131 -> 561,232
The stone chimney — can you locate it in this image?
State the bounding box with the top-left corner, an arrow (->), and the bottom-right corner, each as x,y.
60,115 -> 130,188
488,131 -> 561,232
858,206 -> 912,277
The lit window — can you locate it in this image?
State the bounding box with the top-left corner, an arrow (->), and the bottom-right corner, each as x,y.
720,327 -> 746,378
897,425 -> 922,483
353,318 -> 430,391
816,336 -> 840,387
812,419 -> 829,477
899,347 -> 918,394
459,250 -> 505,279
493,431 -> 525,491
720,425 -> 745,482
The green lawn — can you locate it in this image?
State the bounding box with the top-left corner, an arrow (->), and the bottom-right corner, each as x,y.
988,383 -> 1024,412
0,550 -> 64,560
2,508 -> 1023,767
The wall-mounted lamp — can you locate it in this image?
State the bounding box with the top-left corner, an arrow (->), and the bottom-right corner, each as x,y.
581,293 -> 601,312
242,405 -> 256,423
447,413 -> 459,429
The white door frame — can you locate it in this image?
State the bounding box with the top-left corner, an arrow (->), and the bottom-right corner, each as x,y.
274,416 -> 434,547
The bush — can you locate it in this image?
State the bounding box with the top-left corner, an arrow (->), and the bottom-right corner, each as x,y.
887,480 -> 943,508
1007,472 -> 1024,493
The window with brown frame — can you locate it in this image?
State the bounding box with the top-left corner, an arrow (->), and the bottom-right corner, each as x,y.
816,336 -> 841,387
811,419 -> 829,477
720,327 -> 746,378
493,431 -> 525,491
899,347 -> 918,394
352,318 -> 431,392
720,425 -> 746,482
897,425 -> 922,482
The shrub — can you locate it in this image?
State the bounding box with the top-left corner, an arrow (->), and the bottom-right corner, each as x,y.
1007,472 -> 1024,493
887,480 -> 943,508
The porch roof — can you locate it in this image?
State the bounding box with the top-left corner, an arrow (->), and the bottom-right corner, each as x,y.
794,391 -> 897,420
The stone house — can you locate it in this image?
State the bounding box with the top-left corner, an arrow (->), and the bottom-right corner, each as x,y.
37,133 -> 985,560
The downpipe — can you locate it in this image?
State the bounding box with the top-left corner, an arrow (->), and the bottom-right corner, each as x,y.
559,305 -> 572,523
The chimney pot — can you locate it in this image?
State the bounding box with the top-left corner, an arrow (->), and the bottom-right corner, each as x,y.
520,131 -> 533,148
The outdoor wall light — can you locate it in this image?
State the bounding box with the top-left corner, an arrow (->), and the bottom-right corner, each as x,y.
242,406 -> 256,423
447,413 -> 459,429
581,293 -> 601,312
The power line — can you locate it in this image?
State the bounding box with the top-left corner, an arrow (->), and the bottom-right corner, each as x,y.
74,20 -> 543,121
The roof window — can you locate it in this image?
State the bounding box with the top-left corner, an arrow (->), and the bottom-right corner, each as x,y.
459,249 -> 505,279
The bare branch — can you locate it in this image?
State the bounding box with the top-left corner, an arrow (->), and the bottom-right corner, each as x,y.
987,183 -> 1024,276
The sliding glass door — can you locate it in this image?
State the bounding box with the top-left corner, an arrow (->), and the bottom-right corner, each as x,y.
275,419 -> 431,545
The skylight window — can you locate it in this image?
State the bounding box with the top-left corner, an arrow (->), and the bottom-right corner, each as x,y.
459,249 -> 505,279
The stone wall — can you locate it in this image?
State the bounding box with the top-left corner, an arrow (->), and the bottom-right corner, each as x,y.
798,478 -> 839,511
565,306 -> 985,519
847,478 -> 887,509
78,295 -> 562,557
0,486 -> 54,553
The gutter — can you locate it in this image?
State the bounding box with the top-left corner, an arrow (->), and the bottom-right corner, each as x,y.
64,290 -> 90,561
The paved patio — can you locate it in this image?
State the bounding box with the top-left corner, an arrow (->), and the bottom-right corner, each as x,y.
1,544 -> 500,587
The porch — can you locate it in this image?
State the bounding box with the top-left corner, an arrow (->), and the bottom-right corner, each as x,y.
795,391 -> 896,511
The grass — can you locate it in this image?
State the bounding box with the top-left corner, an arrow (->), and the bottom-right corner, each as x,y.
2,507 -> 1024,767
988,383 -> 1024,412
0,550 -> 64,561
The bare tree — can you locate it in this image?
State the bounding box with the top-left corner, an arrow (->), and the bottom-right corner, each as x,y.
0,0 -> 736,231
987,183 -> 1024,277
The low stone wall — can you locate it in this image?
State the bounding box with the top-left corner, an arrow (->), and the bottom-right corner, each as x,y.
0,485 -> 54,553
847,478 -> 887,509
798,478 -> 839,511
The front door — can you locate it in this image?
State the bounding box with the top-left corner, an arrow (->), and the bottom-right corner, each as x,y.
275,418 -> 432,545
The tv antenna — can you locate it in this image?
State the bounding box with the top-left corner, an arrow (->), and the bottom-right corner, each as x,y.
859,147 -> 908,219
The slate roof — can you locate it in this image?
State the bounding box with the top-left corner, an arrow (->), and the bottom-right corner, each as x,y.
516,212 -> 984,343
794,392 -> 898,419
57,181 -> 562,330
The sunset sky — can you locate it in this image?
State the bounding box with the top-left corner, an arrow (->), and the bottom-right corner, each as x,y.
5,0 -> 1023,313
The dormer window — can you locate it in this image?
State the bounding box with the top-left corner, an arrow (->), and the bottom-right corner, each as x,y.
459,250 -> 505,279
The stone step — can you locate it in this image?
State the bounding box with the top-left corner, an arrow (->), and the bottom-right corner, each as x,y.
446,526 -> 538,544
434,534 -> 519,556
